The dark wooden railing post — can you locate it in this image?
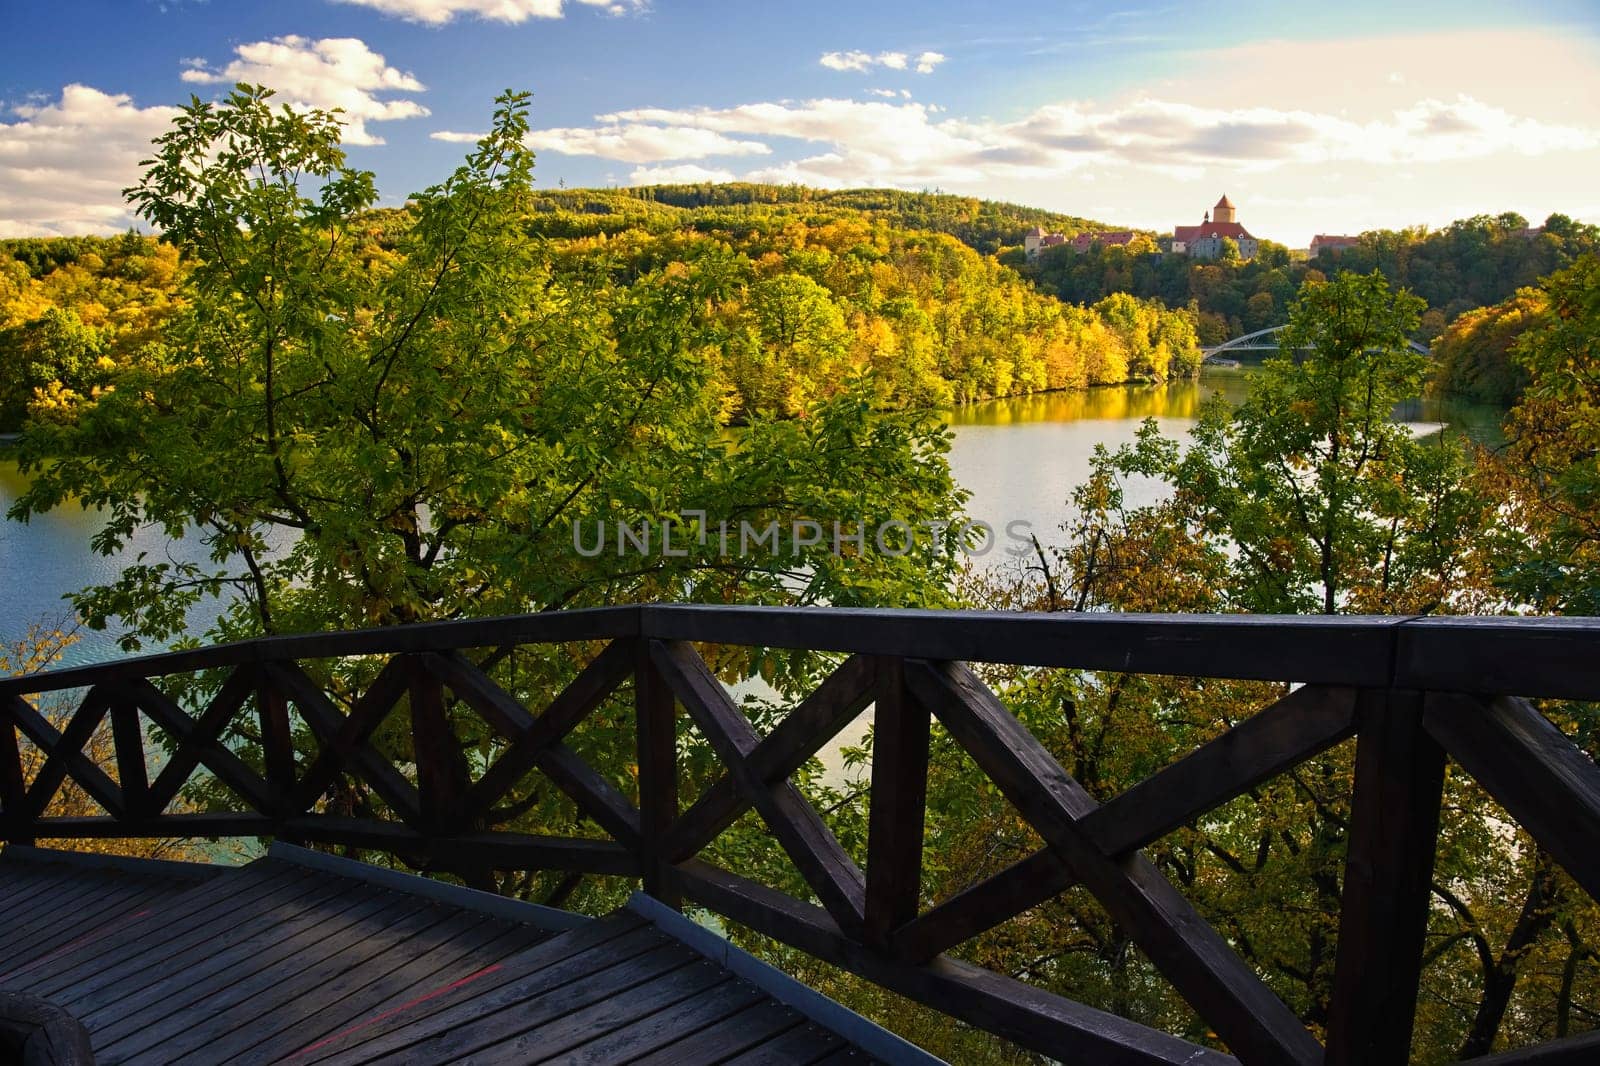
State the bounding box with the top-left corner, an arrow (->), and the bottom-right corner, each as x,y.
406,655 -> 470,834
1324,689 -> 1446,1066
864,656 -> 930,948
635,638 -> 679,907
109,693 -> 149,819
257,675 -> 296,817
0,704 -> 31,845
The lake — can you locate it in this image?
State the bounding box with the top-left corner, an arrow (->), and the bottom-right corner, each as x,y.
0,364 -> 1504,666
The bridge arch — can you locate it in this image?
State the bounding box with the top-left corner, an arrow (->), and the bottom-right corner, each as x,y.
1202,324 -> 1430,359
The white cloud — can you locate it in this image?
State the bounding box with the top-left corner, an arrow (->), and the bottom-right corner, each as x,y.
819,51 -> 872,73
0,86 -> 178,237
430,130 -> 486,143
1002,95 -> 1596,171
629,163 -> 736,184
524,124 -> 770,162
868,89 -> 912,100
551,92 -> 1596,191
181,36 -> 427,145
328,0 -> 642,23
819,50 -> 941,75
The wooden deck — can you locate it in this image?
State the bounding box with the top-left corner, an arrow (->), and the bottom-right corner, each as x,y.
0,846 -> 925,1065
10,606 -> 1600,1062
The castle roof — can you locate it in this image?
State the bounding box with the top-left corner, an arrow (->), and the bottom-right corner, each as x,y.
1215,195 -> 1234,209
1174,221 -> 1255,241
1070,230 -> 1136,248
1024,226 -> 1046,237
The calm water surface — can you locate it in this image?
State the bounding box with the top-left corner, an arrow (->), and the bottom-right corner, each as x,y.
0,365 -> 1506,666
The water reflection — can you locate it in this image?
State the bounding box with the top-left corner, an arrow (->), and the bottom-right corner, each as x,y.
948,369 -> 1252,429
0,457 -> 225,666
0,363 -> 1511,664
943,366 -> 1509,568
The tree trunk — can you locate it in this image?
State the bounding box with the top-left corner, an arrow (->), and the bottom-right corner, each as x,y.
1458,852 -> 1561,1058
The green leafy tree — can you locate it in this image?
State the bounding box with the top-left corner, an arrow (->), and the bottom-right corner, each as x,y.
6,87 -> 966,935
10,86 -> 964,649
1124,270 -> 1483,615
1496,255 -> 1600,613
906,270 -> 1593,1062
0,307 -> 110,429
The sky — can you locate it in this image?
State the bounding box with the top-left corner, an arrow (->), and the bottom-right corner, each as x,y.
2,0 -> 1598,248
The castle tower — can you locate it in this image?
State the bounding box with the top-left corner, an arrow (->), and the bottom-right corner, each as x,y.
1213,195 -> 1235,225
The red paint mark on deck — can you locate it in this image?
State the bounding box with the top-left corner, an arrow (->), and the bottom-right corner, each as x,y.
0,908 -> 154,983
288,963 -> 504,1058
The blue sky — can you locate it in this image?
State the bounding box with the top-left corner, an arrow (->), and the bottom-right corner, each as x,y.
3,0 -> 1598,245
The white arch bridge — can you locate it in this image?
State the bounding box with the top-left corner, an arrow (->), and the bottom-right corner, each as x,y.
1201,324 -> 1431,363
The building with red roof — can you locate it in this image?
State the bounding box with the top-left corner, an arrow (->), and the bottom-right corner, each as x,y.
1025,226 -> 1136,259
1068,230 -> 1136,251
1309,234 -> 1362,257
1171,195 -> 1259,260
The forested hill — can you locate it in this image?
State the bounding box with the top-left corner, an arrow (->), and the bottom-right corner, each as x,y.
0,190 -> 1196,431
521,184 -> 1600,356
1020,210 -> 1600,347
527,183 -> 1126,255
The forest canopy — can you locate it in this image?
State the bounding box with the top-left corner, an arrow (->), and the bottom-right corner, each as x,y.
0,186 -> 1202,433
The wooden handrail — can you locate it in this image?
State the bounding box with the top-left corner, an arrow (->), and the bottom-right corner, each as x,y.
2,605 -> 1599,1065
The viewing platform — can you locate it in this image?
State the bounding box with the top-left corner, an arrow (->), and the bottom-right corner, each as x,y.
0,844 -> 913,1064
3,604 -> 1599,1064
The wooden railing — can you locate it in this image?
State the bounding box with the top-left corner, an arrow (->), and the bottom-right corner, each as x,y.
2,606 -> 1599,1065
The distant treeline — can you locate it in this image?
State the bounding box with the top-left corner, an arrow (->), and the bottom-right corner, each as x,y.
1014,211 -> 1600,350
0,234 -> 180,431
8,184 -> 1587,431
0,189 -> 1198,431
547,183 -> 1119,255
516,196 -> 1199,411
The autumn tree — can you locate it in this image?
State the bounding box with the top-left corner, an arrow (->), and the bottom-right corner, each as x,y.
907,271 -> 1598,1061
1430,287 -> 1545,404
6,86 -> 966,917
1493,255 -> 1600,613
2,622 -> 205,862
10,86 -> 964,646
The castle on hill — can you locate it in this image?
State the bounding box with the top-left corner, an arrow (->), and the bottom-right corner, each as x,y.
1171,195 -> 1258,260
1023,195 -> 1263,261
1023,227 -> 1136,259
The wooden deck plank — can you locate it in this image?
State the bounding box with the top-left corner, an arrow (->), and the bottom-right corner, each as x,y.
108,890 -> 440,1063
807,1049 -> 879,1064
0,875 -> 173,972
76,872 -> 391,1033
17,860 -> 307,995
643,1002 -> 807,1065
565,987 -> 792,1066
342,941 -> 697,1065
0,864 -> 118,928
436,949 -> 718,1064
236,915 -> 555,1065
26,864 -> 316,1001
0,886 -> 198,990
313,923 -> 672,1066
298,915 -> 654,1065
0,854 -> 907,1066
96,885 -> 422,1059
192,909 -> 501,1063
0,869 -> 178,945
718,1023 -> 848,1065
0,863 -> 89,912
